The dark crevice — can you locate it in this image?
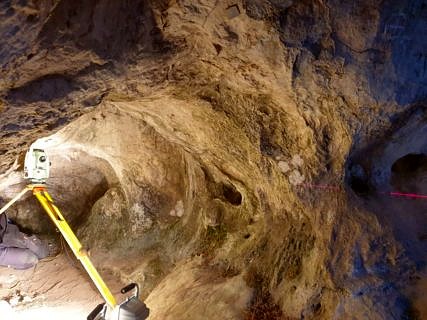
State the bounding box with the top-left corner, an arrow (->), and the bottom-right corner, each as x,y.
303,39 -> 322,59
73,176 -> 109,229
6,74 -> 76,104
213,43 -> 222,55
260,128 -> 277,156
202,166 -> 243,206
346,162 -> 372,196
221,183 -> 242,206
348,176 -> 371,195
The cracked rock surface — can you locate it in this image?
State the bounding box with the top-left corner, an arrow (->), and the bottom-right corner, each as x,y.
1,0 -> 427,319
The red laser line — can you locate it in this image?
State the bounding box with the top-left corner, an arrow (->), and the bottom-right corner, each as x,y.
388,192 -> 427,199
299,183 -> 427,200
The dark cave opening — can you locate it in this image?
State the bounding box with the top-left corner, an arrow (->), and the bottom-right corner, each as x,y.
347,163 -> 371,196
391,153 -> 427,174
391,153 -> 427,193
373,152 -> 427,266
349,176 -> 371,195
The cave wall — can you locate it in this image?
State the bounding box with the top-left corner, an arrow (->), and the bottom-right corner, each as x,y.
1,0 -> 426,319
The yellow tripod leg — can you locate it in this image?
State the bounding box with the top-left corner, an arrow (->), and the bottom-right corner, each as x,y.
31,185 -> 117,309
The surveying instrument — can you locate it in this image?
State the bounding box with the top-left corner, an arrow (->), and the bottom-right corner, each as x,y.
0,141 -> 149,320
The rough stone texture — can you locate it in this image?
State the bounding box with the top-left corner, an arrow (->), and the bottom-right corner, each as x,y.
145,257 -> 253,320
0,0 -> 426,319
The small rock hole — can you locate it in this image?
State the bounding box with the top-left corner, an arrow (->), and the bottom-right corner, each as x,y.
213,43 -> 222,55
222,183 -> 242,205
313,302 -> 322,314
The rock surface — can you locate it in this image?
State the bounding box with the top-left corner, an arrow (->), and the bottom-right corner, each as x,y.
0,0 -> 426,319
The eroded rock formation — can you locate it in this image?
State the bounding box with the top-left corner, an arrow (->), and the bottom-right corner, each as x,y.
1,0 -> 426,319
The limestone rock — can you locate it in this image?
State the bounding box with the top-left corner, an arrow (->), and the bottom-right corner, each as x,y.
0,0 -> 426,319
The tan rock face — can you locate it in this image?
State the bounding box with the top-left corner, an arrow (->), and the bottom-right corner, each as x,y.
145,257 -> 253,320
0,0 -> 426,319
